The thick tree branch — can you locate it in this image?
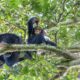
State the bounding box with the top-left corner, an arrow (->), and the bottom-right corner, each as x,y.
69,59 -> 80,66
0,43 -> 77,60
50,59 -> 80,80
67,46 -> 80,53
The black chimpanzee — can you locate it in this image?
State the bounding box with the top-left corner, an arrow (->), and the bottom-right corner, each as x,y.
27,17 -> 56,57
0,33 -> 22,67
27,17 -> 56,46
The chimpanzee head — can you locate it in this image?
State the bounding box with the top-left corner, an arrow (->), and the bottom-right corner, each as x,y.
28,17 -> 39,28
27,17 -> 39,38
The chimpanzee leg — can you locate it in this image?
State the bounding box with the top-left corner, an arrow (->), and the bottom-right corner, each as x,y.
0,55 -> 5,66
4,52 -> 19,66
45,40 -> 57,46
24,51 -> 32,60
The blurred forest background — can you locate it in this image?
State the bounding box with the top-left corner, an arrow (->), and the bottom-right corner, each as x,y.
0,0 -> 80,80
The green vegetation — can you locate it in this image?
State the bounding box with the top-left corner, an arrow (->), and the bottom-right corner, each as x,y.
0,0 -> 80,80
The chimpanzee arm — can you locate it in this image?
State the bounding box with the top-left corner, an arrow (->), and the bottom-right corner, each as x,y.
44,40 -> 57,46
27,34 -> 56,47
35,34 -> 57,47
43,35 -> 57,46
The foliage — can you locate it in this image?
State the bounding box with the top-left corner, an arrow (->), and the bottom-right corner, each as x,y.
0,0 -> 80,80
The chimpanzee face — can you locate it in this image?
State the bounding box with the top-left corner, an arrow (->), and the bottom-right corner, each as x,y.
32,18 -> 39,28
27,17 -> 40,37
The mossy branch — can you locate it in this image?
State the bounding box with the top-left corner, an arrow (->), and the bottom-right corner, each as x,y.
0,43 -> 77,60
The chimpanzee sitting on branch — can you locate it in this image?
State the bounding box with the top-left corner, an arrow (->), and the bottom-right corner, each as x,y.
27,17 -> 56,46
26,17 -> 56,56
27,27 -> 56,46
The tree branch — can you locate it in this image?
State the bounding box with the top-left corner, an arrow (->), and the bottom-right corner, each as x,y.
0,43 -> 77,60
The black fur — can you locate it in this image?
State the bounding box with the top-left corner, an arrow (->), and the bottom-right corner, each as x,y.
27,17 -> 56,46
27,17 -> 39,38
0,33 -> 22,66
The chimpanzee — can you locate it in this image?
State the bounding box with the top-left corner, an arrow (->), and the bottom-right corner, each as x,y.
27,17 -> 56,56
0,33 -> 22,67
